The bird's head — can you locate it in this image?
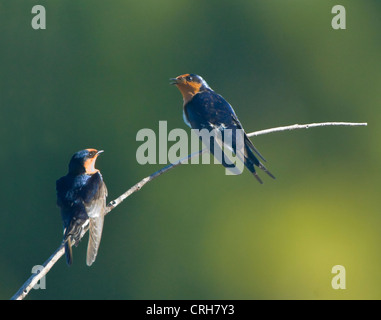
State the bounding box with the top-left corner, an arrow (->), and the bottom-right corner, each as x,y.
170,74 -> 210,104
68,148 -> 104,175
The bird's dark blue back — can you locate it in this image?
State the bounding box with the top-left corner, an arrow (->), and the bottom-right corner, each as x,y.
56,172 -> 102,228
184,90 -> 241,130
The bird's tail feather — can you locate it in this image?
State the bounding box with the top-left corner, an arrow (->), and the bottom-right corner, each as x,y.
252,171 -> 263,184
245,146 -> 276,182
86,216 -> 104,266
244,135 -> 267,162
258,163 -> 276,180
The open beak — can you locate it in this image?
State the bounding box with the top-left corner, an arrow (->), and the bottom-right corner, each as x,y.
169,78 -> 179,85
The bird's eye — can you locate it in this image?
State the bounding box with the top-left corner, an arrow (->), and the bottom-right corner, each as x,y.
186,76 -> 193,82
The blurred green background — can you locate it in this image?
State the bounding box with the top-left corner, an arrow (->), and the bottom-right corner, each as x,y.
1,0 -> 379,300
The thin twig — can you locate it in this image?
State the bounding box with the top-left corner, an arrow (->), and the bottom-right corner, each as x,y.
11,244 -> 65,300
10,121 -> 367,300
105,149 -> 207,214
247,122 -> 368,137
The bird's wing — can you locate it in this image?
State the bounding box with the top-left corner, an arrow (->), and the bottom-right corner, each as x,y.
57,175 -> 89,265
87,211 -> 104,266
230,115 -> 275,179
185,92 -> 246,174
210,128 -> 247,176
56,176 -> 68,208
229,113 -> 267,163
213,97 -> 275,180
208,95 -> 268,167
57,176 -> 87,238
81,172 -> 107,266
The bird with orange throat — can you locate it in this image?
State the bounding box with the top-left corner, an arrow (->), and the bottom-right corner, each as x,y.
56,149 -> 108,266
171,74 -> 275,183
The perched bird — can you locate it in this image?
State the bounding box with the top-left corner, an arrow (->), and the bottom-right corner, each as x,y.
170,73 -> 275,183
56,149 -> 108,266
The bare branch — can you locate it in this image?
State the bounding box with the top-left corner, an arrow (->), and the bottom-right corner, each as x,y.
10,121 -> 367,300
105,149 -> 207,214
11,244 -> 65,300
247,122 -> 368,137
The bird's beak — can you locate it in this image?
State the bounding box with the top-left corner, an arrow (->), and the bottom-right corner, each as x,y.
169,78 -> 179,85
96,150 -> 104,155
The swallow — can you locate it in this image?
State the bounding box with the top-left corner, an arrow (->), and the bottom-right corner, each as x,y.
56,149 -> 108,266
170,73 -> 275,183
